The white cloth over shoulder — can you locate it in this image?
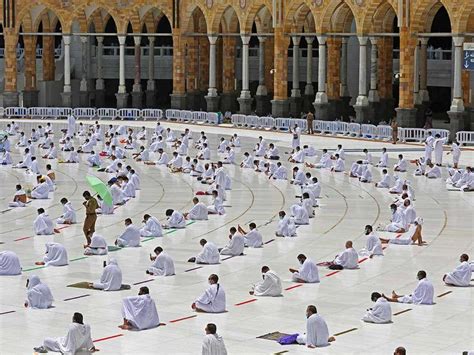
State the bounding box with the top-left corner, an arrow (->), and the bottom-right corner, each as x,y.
253,270 -> 282,296
334,248 -> 359,269
84,234 -> 108,255
444,261 -> 472,287
43,323 -> 94,354
0,251 -> 22,275
147,252 -> 175,276
244,229 -> 263,248
196,242 -> 220,264
34,213 -> 55,235
362,298 -> 392,324
292,258 -> 320,283
195,283 -> 226,313
399,278 -> 434,305
167,211 -> 186,228
220,234 -> 245,256
188,202 -> 209,220
297,314 -> 330,348
43,242 -> 69,266
117,224 -> 141,247
140,217 -> 163,237
202,334 -> 228,355
93,259 -> 122,291
26,275 -> 54,309
121,294 -> 160,330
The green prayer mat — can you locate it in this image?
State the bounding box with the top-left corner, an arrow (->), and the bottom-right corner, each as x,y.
257,332 -> 290,341
107,246 -> 122,252
67,282 -> 131,290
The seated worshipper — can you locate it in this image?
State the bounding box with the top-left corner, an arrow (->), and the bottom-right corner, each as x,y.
90,258 -> 122,291
379,217 -> 426,246
36,242 -> 69,266
202,323 -> 228,355
289,254 -> 320,283
164,209 -> 186,229
389,175 -> 404,194
115,218 -> 141,247
331,154 -> 345,172
0,150 -> 12,165
230,133 -> 241,147
61,137 -> 73,151
275,211 -> 297,237
222,146 -> 235,164
300,192 -> 315,218
382,204 -> 408,233
291,166 -> 306,185
34,313 -> 98,354
42,142 -> 58,159
8,184 -> 27,207
238,223 -> 263,248
190,159 -> 205,177
290,204 -> 310,225
240,152 -> 254,168
28,156 -> 40,175
0,251 -> 22,275
197,143 -> 211,160
96,195 -> 114,215
359,165 -> 373,183
140,214 -> 163,238
34,208 -> 57,235
217,137 -> 229,153
84,233 -> 108,255
376,148 -> 389,167
63,147 -> 80,163
350,161 -> 363,178
443,254 -> 472,287
184,197 -> 209,220
360,225 -> 384,258
326,241 -> 359,270
192,274 -> 226,313
402,199 -> 416,224
413,158 -> 427,176
305,149 -> 332,169
119,286 -> 160,330
219,227 -> 245,256
30,176 -> 50,199
181,156 -> 193,173
254,142 -> 266,157
108,178 -> 125,205
296,305 -> 335,348
425,162 -> 442,179
56,198 -> 77,224
394,154 -> 408,172
402,182 -> 416,201
250,266 -> 282,296
270,162 -> 288,180
132,146 -> 150,162
119,176 -> 136,199
78,138 -> 94,153
146,246 -> 175,276
265,143 -> 280,160
362,148 -> 373,164
188,239 -> 220,264
303,145 -> 317,157
86,151 -> 101,167
289,146 -> 305,163
383,270 -> 434,305
333,144 -> 345,160
168,151 -> 183,172
362,292 -> 392,324
207,190 -> 225,215
25,275 -> 54,309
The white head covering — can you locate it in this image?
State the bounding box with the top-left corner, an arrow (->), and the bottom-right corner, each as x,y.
28,275 -> 41,289
414,217 -> 424,225
90,233 -> 107,248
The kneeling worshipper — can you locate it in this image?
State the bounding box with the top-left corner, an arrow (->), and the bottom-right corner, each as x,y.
184,197 -> 209,220
327,241 -> 359,270
164,209 -> 186,228
25,275 -> 54,309
425,162 -> 442,179
146,246 -> 175,276
84,233 -> 108,256
36,242 -> 69,267
219,227 -> 245,256
359,225 -> 384,257
275,211 -> 297,237
8,184 -> 27,207
189,239 -> 220,264
90,259 -> 122,291
192,274 -> 226,313
34,208 -> 56,235
250,266 -> 282,296
289,254 -> 320,283
443,254 -> 472,287
362,292 -> 392,324
119,286 -> 160,330
238,223 -> 263,248
383,270 -> 434,305
297,305 -> 335,348
30,176 -> 50,199
290,204 -> 310,225
140,214 -> 163,238
115,218 -> 141,247
34,313 -> 98,354
0,251 -> 22,275
56,198 -> 77,224
379,218 -> 427,246
202,323 -> 228,355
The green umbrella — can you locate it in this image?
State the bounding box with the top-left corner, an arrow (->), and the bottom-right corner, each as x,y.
86,175 -> 113,206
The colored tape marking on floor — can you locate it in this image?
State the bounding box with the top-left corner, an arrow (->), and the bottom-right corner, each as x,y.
437,290 -> 453,298
358,257 -> 368,264
70,256 -> 88,262
325,271 -> 341,277
0,310 -> 16,316
23,265 -> 46,272
334,327 -> 358,337
133,279 -> 154,286
235,298 -> 257,306
221,256 -> 235,261
169,315 -> 197,323
284,284 -> 303,291
184,266 -> 203,272
264,239 -> 275,245
63,294 -> 91,302
393,308 -> 412,316
273,351 -> 289,355
14,236 -> 32,242
93,334 -> 124,343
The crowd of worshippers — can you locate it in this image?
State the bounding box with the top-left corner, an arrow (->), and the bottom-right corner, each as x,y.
0,118 -> 471,354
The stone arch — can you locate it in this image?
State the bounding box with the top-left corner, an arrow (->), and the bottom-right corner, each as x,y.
410,0 -> 453,33
241,1 -> 272,33
209,4 -> 241,34
183,4 -> 207,33
284,2 -> 317,33
361,0 -> 397,33
453,2 -> 474,32
319,0 -> 359,33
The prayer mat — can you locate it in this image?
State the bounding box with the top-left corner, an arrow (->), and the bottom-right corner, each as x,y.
67,282 -> 131,290
257,332 -> 290,341
108,246 -> 122,252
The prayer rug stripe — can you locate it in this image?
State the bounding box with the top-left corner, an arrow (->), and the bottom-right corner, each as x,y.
325,271 -> 341,277
185,266 -> 203,272
274,351 -> 289,355
169,315 -> 197,323
235,299 -> 257,306
70,256 -> 88,262
358,257 -> 368,264
14,236 -> 32,241
222,256 -> 235,261
437,291 -> 453,298
63,294 -> 91,302
93,334 -> 124,342
23,265 -> 46,272
0,310 -> 16,316
393,308 -> 412,316
264,239 -> 275,245
133,279 -> 154,285
334,327 -> 358,337
284,284 -> 303,291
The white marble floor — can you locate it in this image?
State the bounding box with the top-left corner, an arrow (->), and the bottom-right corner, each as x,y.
0,119 -> 473,355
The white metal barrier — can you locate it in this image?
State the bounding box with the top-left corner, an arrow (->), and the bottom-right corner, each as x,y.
275,117 -> 292,131
258,116 -> 275,130
376,125 -> 392,140
336,121 -> 349,135
231,114 -> 245,127
5,107 -> 28,118
312,120 -> 323,133
347,123 -> 361,137
178,110 -> 192,122
399,128 -> 426,142
361,124 -> 378,138
140,109 -> 163,121
320,121 -> 339,134
193,111 -> 207,123
28,107 -> 73,120
97,108 -> 117,120
206,113 -> 219,124
73,108 -> 97,120
118,108 -> 140,120
0,107 -> 4,117
245,115 -> 260,128
455,131 -> 474,145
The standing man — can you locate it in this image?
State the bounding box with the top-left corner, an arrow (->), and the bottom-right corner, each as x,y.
82,191 -> 98,247
306,111 -> 314,134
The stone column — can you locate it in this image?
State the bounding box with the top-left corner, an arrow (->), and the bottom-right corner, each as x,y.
378,37 -> 394,122
448,36 -> 467,139
419,38 -> 429,103
3,29 -> 19,106
131,36 -> 143,108
95,36 -> 105,107
238,34 -> 252,114
205,34 -> 220,112
145,37 -> 156,108
271,27 -> 290,117
303,37 -> 314,112
255,36 -> 269,115
413,40 -> 425,127
354,36 -> 369,123
327,37 -> 342,120
367,37 -> 380,124
79,36 -> 89,106
116,35 -> 128,108
289,36 -> 302,117
185,37 -> 198,110
221,37 -> 237,112
170,29 -> 187,109
22,35 -> 38,107
61,34 -> 72,107
339,37 -> 352,120
42,34 -> 55,81
313,35 -> 329,120
198,37 -> 209,110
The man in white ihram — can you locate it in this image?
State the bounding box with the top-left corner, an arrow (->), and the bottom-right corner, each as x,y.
443,254 -> 472,287
328,241 -> 359,270
115,218 -> 141,247
90,258 -> 122,291
185,197 -> 209,220
24,275 -> 54,309
189,239 -> 220,264
202,323 -> 227,355
192,274 -> 226,313
219,227 -> 245,256
249,266 -> 282,297
140,214 -> 163,238
119,286 -> 160,330
289,254 -> 320,283
296,305 -> 335,348
362,292 -> 392,324
146,246 -> 175,276
383,270 -> 434,305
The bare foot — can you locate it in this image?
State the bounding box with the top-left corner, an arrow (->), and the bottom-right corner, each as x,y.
54,228 -> 60,234
329,336 -> 336,342
118,324 -> 132,330
35,261 -> 45,266
391,291 -> 397,298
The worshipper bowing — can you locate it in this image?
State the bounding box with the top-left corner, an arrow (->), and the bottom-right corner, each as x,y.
146,246 -> 175,276
250,266 -> 282,297
202,323 -> 228,355
192,274 -> 226,313
25,276 -> 54,309
90,258 -> 123,291
383,270 -> 434,305
0,251 -> 22,275
163,209 -> 186,229
296,305 -> 335,348
84,233 -> 108,256
36,242 -> 69,267
290,254 -> 320,283
119,286 -> 160,330
362,292 -> 392,324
